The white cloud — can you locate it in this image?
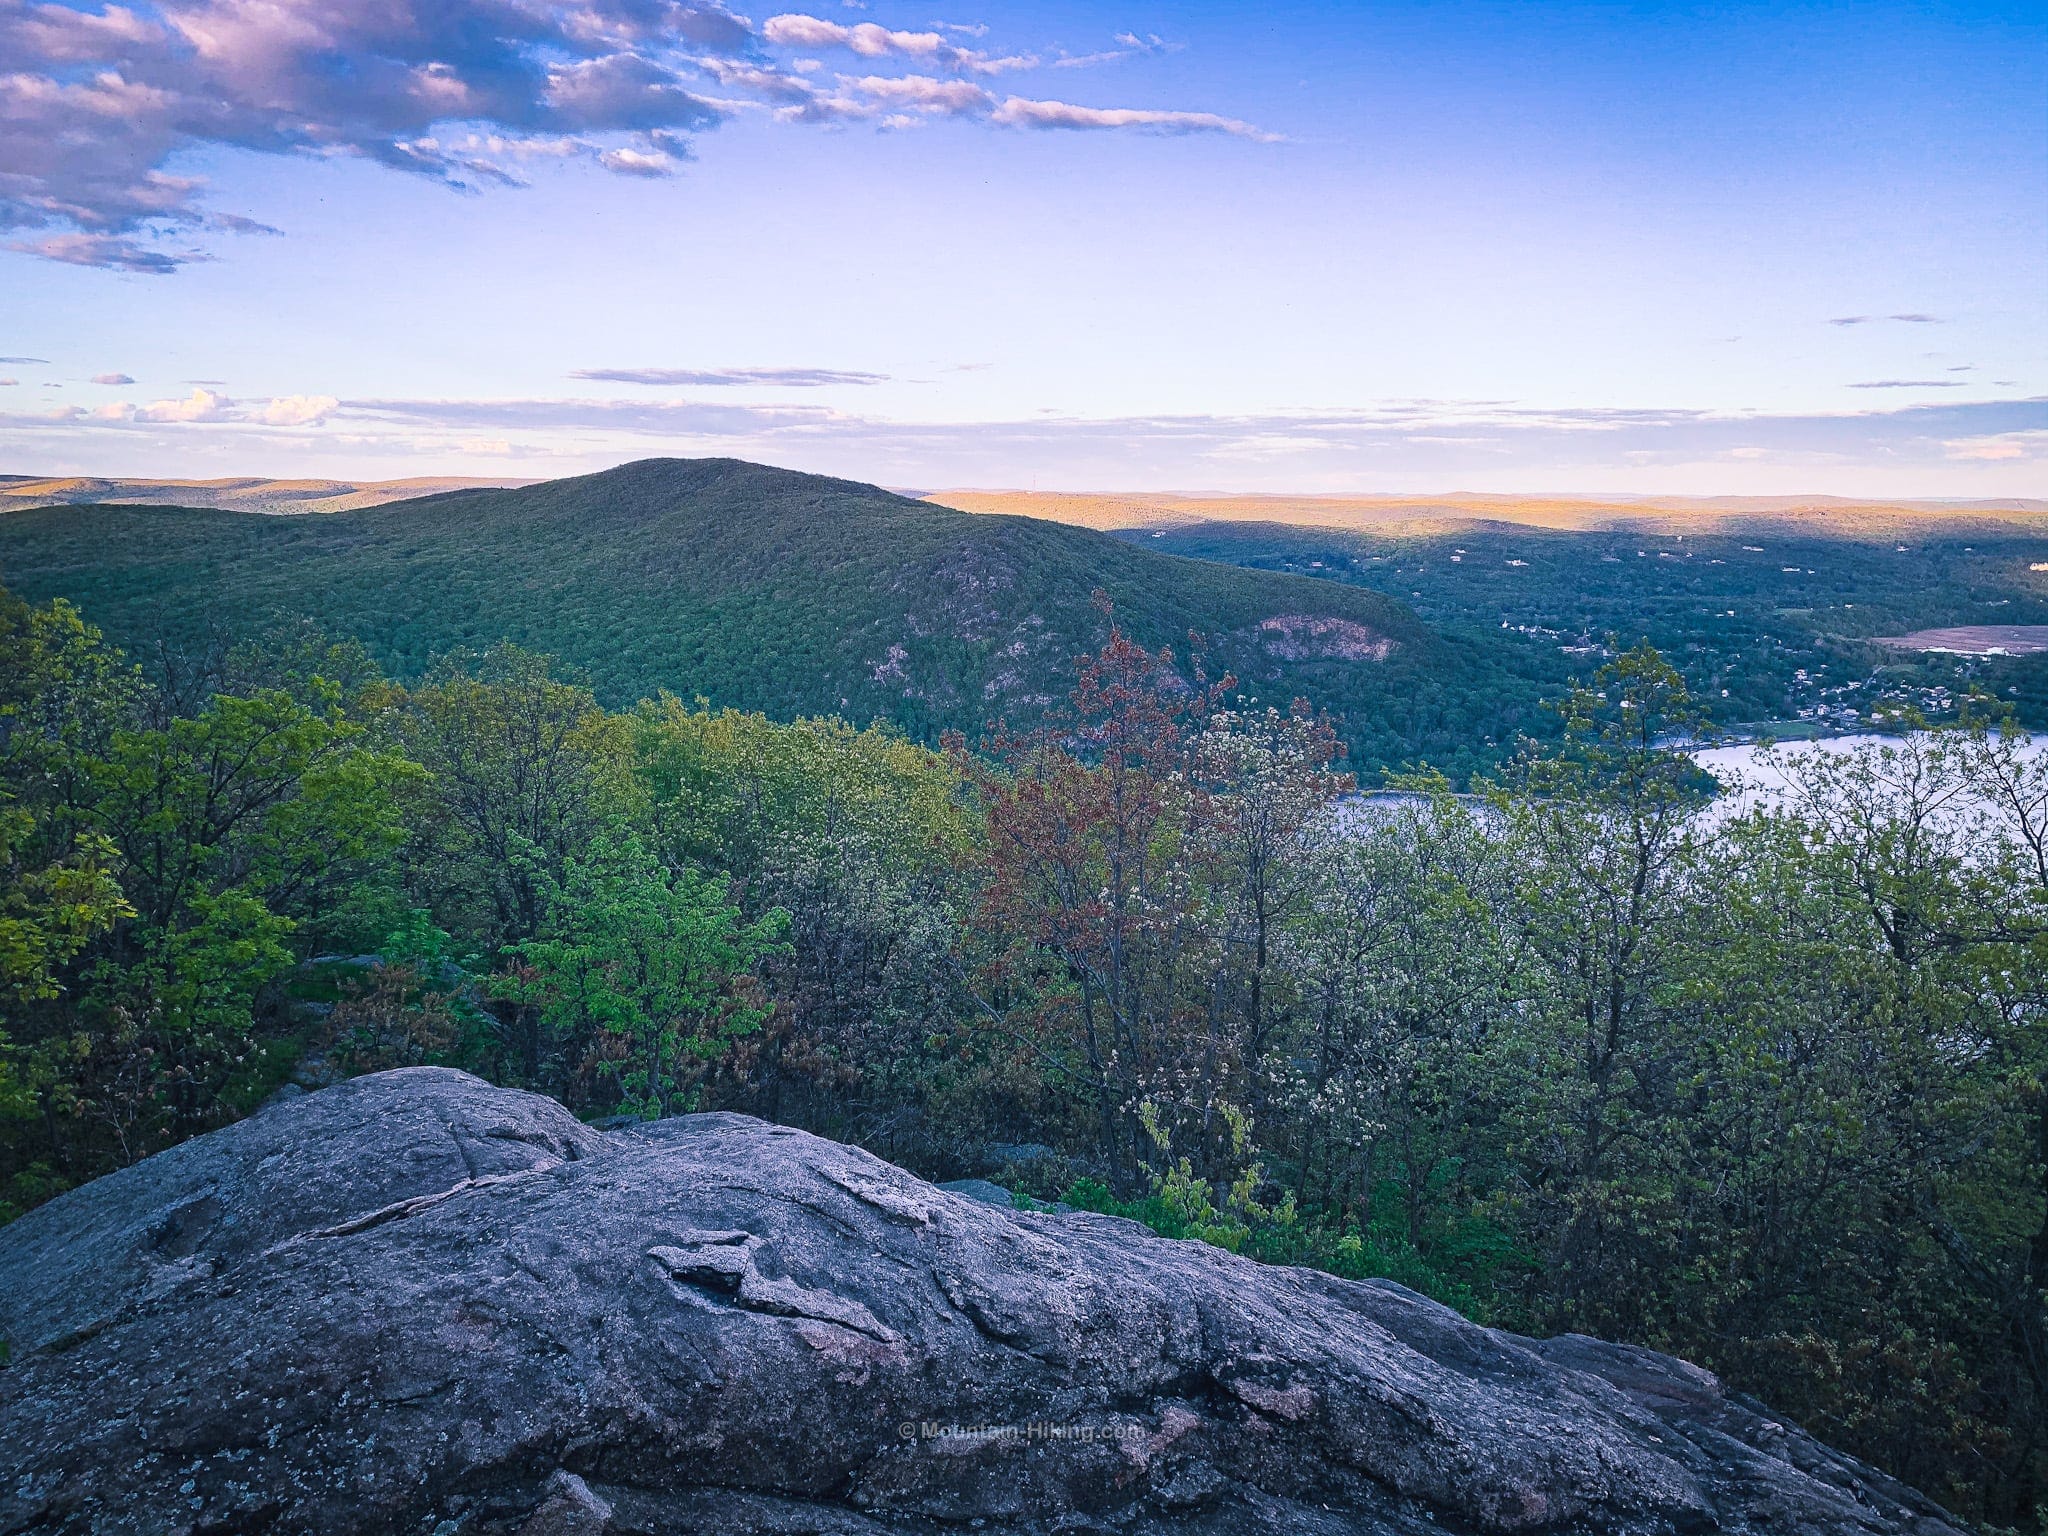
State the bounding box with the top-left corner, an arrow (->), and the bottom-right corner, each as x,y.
573,365 -> 889,386
138,387 -> 233,422
12,387 -> 339,428
1054,31 -> 1182,68
4,394 -> 2044,495
760,14 -> 1034,73
2,2 -> 1272,269
597,145 -> 682,176
846,74 -> 993,114
1944,431 -> 2048,462
990,97 -> 1280,141
255,394 -> 341,426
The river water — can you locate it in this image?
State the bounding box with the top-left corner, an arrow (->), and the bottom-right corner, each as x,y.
1338,732 -> 2047,834
1691,732 -> 2045,809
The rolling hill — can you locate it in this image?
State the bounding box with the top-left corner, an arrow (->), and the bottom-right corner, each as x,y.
924,488 -> 2048,538
0,473 -> 532,515
0,458 -> 1559,780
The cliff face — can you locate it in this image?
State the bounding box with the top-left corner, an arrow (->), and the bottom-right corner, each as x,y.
0,1069 -> 1962,1536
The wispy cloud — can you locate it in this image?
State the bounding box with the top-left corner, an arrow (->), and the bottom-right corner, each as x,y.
990,98 -> 1278,140
0,3 -> 1274,270
1848,379 -> 1968,389
344,396 -> 840,435
1829,313 -> 1944,326
7,389 -> 2043,492
5,233 -> 204,273
0,357 -> 51,366
1945,430 -> 2048,463
572,366 -> 889,386
23,386 -> 340,427
1053,31 -> 1183,68
759,14 -> 1036,72
253,395 -> 345,426
715,63 -> 1276,138
91,372 -> 134,385
334,394 -> 2048,488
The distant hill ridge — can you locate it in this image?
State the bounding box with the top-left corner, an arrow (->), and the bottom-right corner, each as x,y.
924,488 -> 2048,537
10,471 -> 2038,532
0,472 -> 533,515
0,457 -> 1550,777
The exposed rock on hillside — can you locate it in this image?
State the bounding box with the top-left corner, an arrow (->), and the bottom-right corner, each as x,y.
1253,613 -> 1396,662
0,1070 -> 1963,1535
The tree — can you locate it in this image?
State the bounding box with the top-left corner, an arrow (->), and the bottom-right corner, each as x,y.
956,608 -> 1348,1194
395,646 -> 641,955
956,615 -> 1228,1193
0,587 -> 417,1194
1190,701 -> 1349,1130
499,833 -> 789,1119
0,594 -> 136,1112
629,698 -> 972,1157
1499,644 -> 1715,1331
1273,778 -> 1529,1275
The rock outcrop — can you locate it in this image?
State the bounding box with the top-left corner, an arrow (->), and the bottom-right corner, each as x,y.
0,1069 -> 1964,1536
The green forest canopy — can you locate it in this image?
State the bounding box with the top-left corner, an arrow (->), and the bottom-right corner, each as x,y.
0,582 -> 2044,1527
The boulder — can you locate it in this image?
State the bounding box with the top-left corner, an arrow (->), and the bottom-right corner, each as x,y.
0,1069 -> 1964,1535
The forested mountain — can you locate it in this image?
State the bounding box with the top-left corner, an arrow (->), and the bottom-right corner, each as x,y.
0,458 -> 1556,781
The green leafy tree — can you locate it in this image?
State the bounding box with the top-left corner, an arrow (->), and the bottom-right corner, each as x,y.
499,833 -> 789,1119
0,596 -> 137,1089
74,679 -> 416,1153
1271,777 -> 1532,1297
0,586 -> 418,1190
395,645 -> 642,954
1497,643 -> 1716,1328
629,697 -> 972,1156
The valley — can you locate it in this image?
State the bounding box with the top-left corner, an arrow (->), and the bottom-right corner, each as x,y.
9,460 -> 2047,783
1110,517 -> 2048,739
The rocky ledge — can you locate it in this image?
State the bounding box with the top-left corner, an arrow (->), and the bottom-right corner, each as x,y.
0,1069 -> 1963,1536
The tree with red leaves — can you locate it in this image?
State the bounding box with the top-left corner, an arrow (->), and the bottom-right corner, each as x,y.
951,598 -> 1347,1194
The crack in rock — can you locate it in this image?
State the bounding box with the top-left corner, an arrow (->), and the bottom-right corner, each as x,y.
821,1166 -> 936,1226
649,1232 -> 899,1343
267,1166 -> 556,1254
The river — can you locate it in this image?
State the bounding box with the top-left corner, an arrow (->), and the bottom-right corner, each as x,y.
1336,731 -> 2047,834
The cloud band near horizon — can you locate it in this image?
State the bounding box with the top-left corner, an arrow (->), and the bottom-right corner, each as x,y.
3,391 -> 2041,496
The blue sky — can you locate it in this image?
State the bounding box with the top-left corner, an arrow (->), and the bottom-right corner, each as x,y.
1,0 -> 2042,493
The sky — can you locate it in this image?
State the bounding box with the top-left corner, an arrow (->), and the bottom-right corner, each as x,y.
1,0 -> 2043,495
